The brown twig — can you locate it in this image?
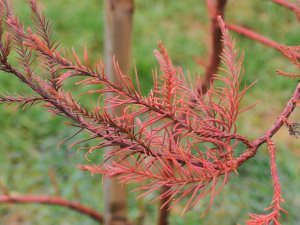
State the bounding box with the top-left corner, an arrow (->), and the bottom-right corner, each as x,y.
197,0 -> 228,95
158,186 -> 171,225
272,0 -> 300,20
235,81 -> 300,167
253,83 -> 300,146
0,194 -> 104,223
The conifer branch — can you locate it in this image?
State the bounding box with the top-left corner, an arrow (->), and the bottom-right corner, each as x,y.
0,1 -> 257,211
0,0 -> 299,223
246,139 -> 287,225
0,95 -> 43,109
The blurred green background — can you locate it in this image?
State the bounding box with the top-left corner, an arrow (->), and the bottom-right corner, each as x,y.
0,0 -> 300,224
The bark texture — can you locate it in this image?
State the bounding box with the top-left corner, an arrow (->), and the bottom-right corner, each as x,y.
104,1 -> 134,225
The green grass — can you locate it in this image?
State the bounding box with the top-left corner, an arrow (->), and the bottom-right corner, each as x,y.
0,0 -> 300,224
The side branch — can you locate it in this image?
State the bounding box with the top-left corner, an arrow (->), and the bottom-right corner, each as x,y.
235,81 -> 300,166
226,23 -> 282,51
226,23 -> 300,59
253,81 -> 300,147
0,194 -> 104,223
246,139 -> 286,224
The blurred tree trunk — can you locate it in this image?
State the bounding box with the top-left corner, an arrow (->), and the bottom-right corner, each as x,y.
104,0 -> 134,225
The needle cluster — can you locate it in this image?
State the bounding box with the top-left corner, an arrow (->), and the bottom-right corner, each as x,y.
0,1 -> 299,224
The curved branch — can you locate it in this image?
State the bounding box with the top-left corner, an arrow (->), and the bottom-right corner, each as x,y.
197,0 -> 228,95
253,82 -> 300,147
0,195 -> 103,223
235,81 -> 300,166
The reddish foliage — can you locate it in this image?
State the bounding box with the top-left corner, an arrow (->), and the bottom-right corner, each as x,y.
0,0 -> 299,224
245,140 -> 287,225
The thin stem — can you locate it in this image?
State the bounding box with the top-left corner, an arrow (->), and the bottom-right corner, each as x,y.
0,195 -> 103,223
226,23 -> 282,51
235,81 -> 300,167
157,186 -> 171,225
253,83 -> 300,146
198,0 -> 228,95
226,23 -> 300,59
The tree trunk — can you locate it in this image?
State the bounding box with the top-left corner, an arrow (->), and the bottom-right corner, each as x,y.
103,1 -> 134,225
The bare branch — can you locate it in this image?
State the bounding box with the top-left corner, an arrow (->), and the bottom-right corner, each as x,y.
0,194 -> 103,223
226,23 -> 282,51
235,81 -> 300,167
